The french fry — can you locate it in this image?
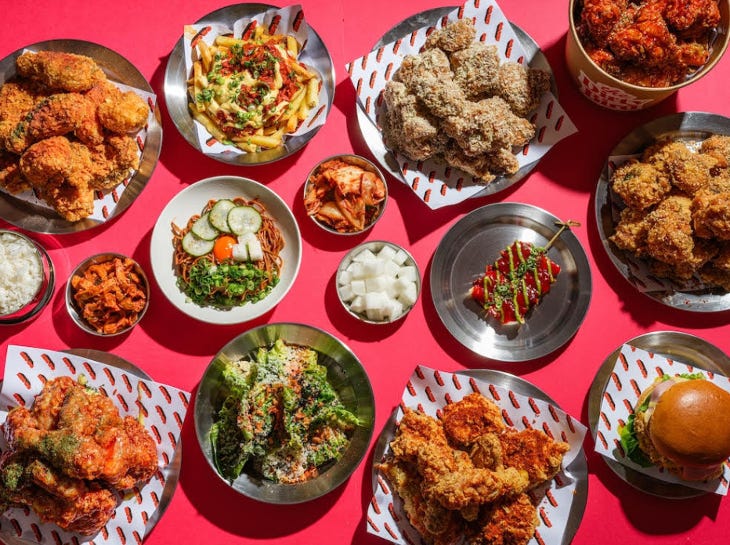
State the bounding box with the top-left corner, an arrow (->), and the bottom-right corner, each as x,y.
286,36 -> 299,56
305,77 -> 319,108
197,40 -> 213,73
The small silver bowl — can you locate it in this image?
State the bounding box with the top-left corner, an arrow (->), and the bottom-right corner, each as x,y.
0,229 -> 54,325
336,240 -> 421,324
303,154 -> 388,235
66,253 -> 150,336
195,322 -> 375,504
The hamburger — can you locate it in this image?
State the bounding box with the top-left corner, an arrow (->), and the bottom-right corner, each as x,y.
620,374 -> 730,481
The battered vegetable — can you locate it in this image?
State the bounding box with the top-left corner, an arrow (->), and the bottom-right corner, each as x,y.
209,339 -> 360,483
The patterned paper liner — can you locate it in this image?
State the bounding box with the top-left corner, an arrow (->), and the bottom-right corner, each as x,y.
576,69 -> 654,111
346,0 -> 578,209
0,72 -> 156,223
367,365 -> 587,545
0,346 -> 190,544
594,344 -> 730,495
606,154 -> 710,294
182,4 -> 329,158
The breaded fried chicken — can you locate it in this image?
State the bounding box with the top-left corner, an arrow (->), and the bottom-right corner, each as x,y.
692,189 -> 730,240
0,149 -> 28,194
611,160 -> 671,210
16,50 -> 105,93
498,429 -> 570,489
97,88 -> 149,134
424,19 -> 476,52
87,134 -> 140,190
467,493 -> 539,545
700,134 -> 730,167
442,392 -> 506,449
609,206 -> 650,256
450,42 -> 500,99
494,62 -> 551,117
644,194 -> 696,266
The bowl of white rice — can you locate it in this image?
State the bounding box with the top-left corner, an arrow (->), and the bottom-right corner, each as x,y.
336,240 -> 421,324
0,229 -> 54,325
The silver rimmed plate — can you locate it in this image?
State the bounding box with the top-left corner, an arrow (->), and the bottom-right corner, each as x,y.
164,3 -> 335,165
588,331 -> 730,499
595,111 -> 730,312
0,39 -> 162,234
371,369 -> 588,545
430,202 -> 592,361
0,348 -> 181,544
356,6 -> 556,197
149,176 -> 302,324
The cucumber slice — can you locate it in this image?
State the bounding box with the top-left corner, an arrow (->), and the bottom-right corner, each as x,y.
228,205 -> 262,235
209,199 -> 236,232
181,231 -> 215,257
191,212 -> 220,241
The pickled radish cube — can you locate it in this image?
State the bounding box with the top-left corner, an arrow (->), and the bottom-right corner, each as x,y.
377,244 -> 397,261
339,284 -> 355,302
397,265 -> 418,282
383,258 -> 400,277
350,279 -> 367,296
365,275 -> 390,293
364,292 -> 387,320
347,261 -> 365,279
231,243 -> 249,262
397,281 -> 419,306
393,249 -> 410,266
353,248 -> 377,263
350,295 -> 366,313
338,270 -> 353,285
385,298 -> 404,320
362,259 -> 385,278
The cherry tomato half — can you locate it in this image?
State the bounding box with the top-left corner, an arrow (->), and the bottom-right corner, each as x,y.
213,235 -> 237,261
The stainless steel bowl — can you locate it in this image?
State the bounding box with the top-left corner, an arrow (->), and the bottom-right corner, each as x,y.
195,322 -> 375,503
0,229 -> 54,325
304,154 -> 388,235
336,240 -> 421,324
65,253 -> 150,336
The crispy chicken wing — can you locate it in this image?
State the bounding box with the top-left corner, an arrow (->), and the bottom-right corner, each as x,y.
423,19 -> 476,52
441,392 -> 506,449
498,429 -> 570,489
467,493 -> 539,545
16,50 -> 105,93
87,134 -> 140,190
97,87 -> 149,134
611,159 -> 672,210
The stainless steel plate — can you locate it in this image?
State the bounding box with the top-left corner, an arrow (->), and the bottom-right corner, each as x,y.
371,369 -> 588,545
195,323 -> 375,504
595,111 -> 730,312
0,349 -> 181,544
430,202 -> 592,361
164,3 -> 335,165
0,39 -> 162,234
587,331 -> 730,499
356,6 -> 556,197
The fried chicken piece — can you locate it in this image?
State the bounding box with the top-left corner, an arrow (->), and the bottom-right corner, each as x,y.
644,194 -> 695,265
450,42 -> 500,99
0,80 -> 49,147
493,62 -> 551,117
467,493 -> 539,545
378,458 -> 463,545
611,160 -> 671,210
700,242 -> 730,289
394,48 -> 453,88
87,134 -> 140,190
0,149 -> 28,193
5,376 -> 158,489
607,1 -> 678,69
700,134 -> 730,167
610,206 -> 651,256
16,50 -> 105,93
97,88 -> 149,134
18,135 -> 95,221
663,0 -> 721,40
498,429 -> 570,489
671,152 -> 723,196
649,237 -> 718,280
0,451 -> 117,536
440,140 -> 497,183
424,19 -> 476,52
442,393 -> 506,449
483,96 -> 535,150
579,0 -> 629,47
692,189 -> 730,240
382,80 -> 445,161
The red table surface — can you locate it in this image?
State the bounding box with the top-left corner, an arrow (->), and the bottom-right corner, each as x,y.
1,0 -> 730,544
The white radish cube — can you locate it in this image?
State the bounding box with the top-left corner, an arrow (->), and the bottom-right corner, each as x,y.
349,295 -> 366,313
364,292 -> 387,320
397,282 -> 419,306
353,248 -> 377,263
385,298 -> 404,320
377,244 -> 397,261
383,259 -> 400,277
347,261 -> 365,279
338,270 -> 353,285
350,279 -> 367,296
231,243 -> 248,262
362,259 -> 385,278
338,284 -> 355,302
365,275 -> 389,293
393,249 -> 409,265
397,265 -> 419,283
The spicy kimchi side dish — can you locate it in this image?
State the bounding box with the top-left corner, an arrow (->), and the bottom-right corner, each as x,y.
574,0 -> 724,87
0,376 -> 158,536
172,197 -> 284,308
209,339 -> 361,484
187,23 -> 321,153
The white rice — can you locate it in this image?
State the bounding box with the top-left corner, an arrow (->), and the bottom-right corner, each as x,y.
0,232 -> 43,315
